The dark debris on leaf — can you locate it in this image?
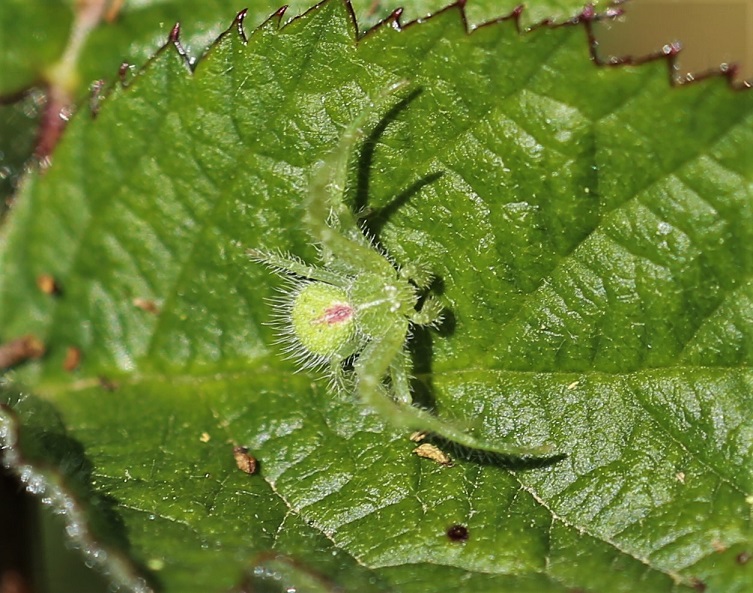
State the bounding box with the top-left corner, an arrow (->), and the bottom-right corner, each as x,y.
232,446 -> 258,475
36,274 -> 61,296
446,524 -> 469,542
62,346 -> 81,372
0,335 -> 45,370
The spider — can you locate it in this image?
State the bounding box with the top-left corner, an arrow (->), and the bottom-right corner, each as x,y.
250,84 -> 549,457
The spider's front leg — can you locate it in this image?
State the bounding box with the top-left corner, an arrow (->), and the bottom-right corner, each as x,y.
248,249 -> 345,286
305,88 -> 411,275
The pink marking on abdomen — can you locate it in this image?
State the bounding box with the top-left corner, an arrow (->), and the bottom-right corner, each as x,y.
320,302 -> 354,325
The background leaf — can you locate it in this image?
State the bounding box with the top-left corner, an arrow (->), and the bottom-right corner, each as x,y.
0,0 -> 73,95
0,92 -> 44,215
1,1 -> 752,592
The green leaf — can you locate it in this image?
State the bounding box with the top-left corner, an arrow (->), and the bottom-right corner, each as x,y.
1,1 -> 752,592
0,93 -> 43,217
0,384 -> 388,592
0,2 -> 597,235
0,0 -> 73,95
0,1 -> 604,97
362,0 -> 613,28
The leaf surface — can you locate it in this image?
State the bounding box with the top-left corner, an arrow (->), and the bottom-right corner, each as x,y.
1,1 -> 752,592
0,1 -> 607,223
0,0 -> 608,97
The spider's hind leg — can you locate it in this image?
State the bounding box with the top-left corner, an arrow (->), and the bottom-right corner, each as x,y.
356,320 -> 553,457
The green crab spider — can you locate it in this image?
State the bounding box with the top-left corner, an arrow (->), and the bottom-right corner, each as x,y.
250,84 -> 550,457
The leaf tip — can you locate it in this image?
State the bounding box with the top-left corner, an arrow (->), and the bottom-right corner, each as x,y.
258,4 -> 290,36
359,6 -> 404,39
168,22 -> 181,43
167,21 -> 192,64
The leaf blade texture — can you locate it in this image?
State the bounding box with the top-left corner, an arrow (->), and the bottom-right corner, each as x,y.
1,2 -> 752,592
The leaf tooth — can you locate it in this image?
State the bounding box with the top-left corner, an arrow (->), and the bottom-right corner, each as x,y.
168,22 -> 181,44
233,8 -> 249,43
359,6 -> 404,40
166,21 -> 193,69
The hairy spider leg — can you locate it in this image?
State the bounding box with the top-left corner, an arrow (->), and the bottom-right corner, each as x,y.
409,295 -> 444,327
327,353 -> 356,394
306,86 -> 408,277
248,249 -> 347,287
388,343 -> 414,406
398,259 -> 435,290
357,319 -> 552,457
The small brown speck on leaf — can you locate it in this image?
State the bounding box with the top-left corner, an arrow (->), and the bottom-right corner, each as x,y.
413,443 -> 453,466
133,297 -> 160,314
446,524 -> 469,542
737,551 -> 751,565
36,274 -> 61,295
233,446 -> 257,475
98,376 -> 119,391
0,335 -> 45,370
63,346 -> 81,372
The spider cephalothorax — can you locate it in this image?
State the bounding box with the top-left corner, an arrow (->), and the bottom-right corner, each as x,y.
250,85 -> 549,457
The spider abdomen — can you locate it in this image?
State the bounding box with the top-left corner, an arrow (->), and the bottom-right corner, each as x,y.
291,282 -> 358,361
